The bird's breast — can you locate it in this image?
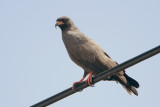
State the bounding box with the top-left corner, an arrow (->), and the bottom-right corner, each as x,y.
62,31 -> 88,52
62,31 -> 95,66
63,35 -> 88,56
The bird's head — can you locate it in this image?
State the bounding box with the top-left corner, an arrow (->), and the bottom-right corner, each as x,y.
55,16 -> 75,30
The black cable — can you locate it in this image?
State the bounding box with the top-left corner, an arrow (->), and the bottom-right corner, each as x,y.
31,45 -> 160,107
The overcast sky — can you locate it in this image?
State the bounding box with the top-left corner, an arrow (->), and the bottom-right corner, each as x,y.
1,0 -> 160,107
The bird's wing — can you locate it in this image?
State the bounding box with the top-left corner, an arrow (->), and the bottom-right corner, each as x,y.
88,39 -> 126,76
63,31 -> 123,75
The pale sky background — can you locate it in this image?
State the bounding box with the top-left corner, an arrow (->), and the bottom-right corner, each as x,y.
1,0 -> 160,107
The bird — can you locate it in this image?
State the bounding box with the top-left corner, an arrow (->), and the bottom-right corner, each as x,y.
55,16 -> 139,96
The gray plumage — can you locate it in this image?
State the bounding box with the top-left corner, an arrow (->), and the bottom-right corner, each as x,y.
56,16 -> 139,96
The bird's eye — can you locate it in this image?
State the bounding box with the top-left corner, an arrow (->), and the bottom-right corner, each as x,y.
63,19 -> 66,22
57,19 -> 63,22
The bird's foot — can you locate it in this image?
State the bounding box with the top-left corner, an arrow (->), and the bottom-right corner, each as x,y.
72,81 -> 83,90
85,72 -> 93,86
85,77 -> 92,86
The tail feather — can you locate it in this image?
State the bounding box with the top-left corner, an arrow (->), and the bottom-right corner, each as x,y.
121,84 -> 138,96
130,86 -> 138,96
121,84 -> 133,95
124,73 -> 140,88
112,75 -> 139,96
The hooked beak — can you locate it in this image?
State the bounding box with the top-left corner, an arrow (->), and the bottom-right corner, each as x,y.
55,21 -> 64,28
55,22 -> 58,28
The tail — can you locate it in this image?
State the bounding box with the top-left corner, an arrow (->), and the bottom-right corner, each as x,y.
112,73 -> 139,96
124,73 -> 139,88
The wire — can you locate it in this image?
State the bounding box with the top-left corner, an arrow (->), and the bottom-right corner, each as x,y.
31,45 -> 160,107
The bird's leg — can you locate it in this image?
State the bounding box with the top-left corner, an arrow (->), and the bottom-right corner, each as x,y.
85,72 -> 93,86
72,75 -> 87,90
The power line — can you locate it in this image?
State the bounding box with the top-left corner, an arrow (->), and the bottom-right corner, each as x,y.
31,45 -> 160,107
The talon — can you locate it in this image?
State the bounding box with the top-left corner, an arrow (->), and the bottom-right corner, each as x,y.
85,72 -> 93,86
72,82 -> 78,90
72,72 -> 93,89
72,81 -> 82,90
72,76 -> 86,90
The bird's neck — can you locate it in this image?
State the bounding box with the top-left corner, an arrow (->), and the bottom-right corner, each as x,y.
61,26 -> 78,32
